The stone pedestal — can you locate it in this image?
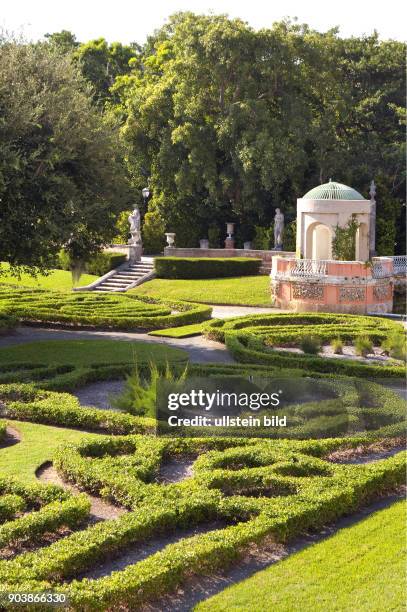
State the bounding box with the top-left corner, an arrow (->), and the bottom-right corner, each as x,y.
129,244 -> 142,263
225,238 -> 235,249
200,239 -> 209,249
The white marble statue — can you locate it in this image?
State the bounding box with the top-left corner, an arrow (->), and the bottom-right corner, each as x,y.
274,208 -> 284,249
128,207 -> 141,245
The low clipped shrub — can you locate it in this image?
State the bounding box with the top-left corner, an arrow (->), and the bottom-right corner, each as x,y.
155,257 -> 261,279
354,336 -> 373,357
204,313 -> 405,377
300,335 -> 321,355
58,250 -> 127,276
0,309 -> 17,334
331,337 -> 344,354
0,288 -> 212,331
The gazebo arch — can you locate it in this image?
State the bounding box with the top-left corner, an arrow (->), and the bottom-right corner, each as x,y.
305,222 -> 332,260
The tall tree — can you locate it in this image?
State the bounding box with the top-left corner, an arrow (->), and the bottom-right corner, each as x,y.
0,39 -> 131,269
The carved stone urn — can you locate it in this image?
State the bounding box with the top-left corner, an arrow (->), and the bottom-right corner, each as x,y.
165,233 -> 176,248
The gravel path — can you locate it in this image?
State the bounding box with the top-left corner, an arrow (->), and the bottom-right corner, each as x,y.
36,462 -> 126,522
73,380 -> 125,410
157,458 -> 195,484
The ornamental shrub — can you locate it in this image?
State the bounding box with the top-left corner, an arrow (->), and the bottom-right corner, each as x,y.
155,257 -> 261,279
58,250 -> 127,276
354,336 -> 373,357
300,335 -> 321,355
381,330 -> 406,361
331,337 -> 344,354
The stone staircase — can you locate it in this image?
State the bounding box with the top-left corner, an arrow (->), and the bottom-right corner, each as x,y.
74,258 -> 155,293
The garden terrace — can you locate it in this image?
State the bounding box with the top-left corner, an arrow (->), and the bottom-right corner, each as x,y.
0,288 -> 212,330
205,313 -> 405,377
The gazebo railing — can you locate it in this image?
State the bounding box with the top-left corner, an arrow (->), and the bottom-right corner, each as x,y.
289,259 -> 328,277
391,255 -> 407,276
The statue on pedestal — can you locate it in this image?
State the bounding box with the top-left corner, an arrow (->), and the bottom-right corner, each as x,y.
128,207 -> 142,245
274,208 -> 284,250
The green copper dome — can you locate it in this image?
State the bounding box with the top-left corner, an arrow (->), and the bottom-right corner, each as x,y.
303,180 -> 365,200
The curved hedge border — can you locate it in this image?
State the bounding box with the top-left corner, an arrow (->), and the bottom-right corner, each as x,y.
155,257 -> 261,279
0,288 -> 212,331
0,308 -> 17,334
0,477 -> 89,549
0,436 -> 404,609
205,313 -> 405,377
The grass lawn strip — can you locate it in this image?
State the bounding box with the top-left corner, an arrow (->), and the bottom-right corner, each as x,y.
133,276 -> 272,306
148,323 -> 207,338
196,499 -> 406,612
0,264 -> 97,291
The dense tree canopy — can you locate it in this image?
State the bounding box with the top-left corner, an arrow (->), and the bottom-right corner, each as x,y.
0,39 -> 131,269
0,14 -> 405,267
112,14 -> 405,254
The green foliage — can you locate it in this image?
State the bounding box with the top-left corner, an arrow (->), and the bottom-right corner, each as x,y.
0,310 -> 17,333
0,288 -> 212,330
283,220 -> 297,252
142,205 -> 166,254
332,215 -> 360,261
58,251 -> 127,276
0,38 -> 131,269
113,362 -> 188,417
114,210 -> 132,244
354,336 -> 374,357
155,257 -> 261,279
252,226 -> 273,251
381,330 -> 406,361
74,38 -> 140,103
113,14 -> 405,254
300,336 -> 321,355
208,226 -> 221,248
331,337 -> 344,354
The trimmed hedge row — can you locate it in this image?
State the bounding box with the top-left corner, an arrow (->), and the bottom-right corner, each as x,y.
155,257 -> 262,279
0,384 -> 155,435
58,250 -> 127,277
0,436 -> 404,609
0,289 -> 212,330
0,477 -> 88,549
205,314 -> 405,378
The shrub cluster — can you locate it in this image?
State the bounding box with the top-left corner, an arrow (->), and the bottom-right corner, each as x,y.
58,251 -> 127,277
205,313 -> 405,377
0,436 -> 404,609
0,289 -> 212,331
0,309 -> 17,334
155,257 -> 261,279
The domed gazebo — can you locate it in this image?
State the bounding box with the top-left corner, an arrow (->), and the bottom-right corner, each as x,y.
270,179 -> 397,313
296,180 -> 374,261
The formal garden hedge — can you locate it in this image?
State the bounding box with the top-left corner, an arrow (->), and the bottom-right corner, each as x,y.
58,251 -> 127,277
155,257 -> 262,279
0,432 -> 404,609
205,313 -> 405,377
0,288 -> 212,330
0,354 -> 405,608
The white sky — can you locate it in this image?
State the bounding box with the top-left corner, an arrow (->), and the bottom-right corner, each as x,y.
1,0 -> 406,44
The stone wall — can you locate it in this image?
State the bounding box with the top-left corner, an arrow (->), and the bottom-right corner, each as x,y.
163,247 -> 295,274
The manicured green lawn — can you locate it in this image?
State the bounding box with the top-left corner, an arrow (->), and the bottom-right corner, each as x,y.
148,322 -> 206,338
0,421 -> 97,482
0,263 -> 97,291
0,339 -> 188,366
133,276 -> 272,306
196,500 -> 406,612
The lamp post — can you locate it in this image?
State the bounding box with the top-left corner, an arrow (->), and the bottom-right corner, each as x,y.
142,187 -> 150,211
